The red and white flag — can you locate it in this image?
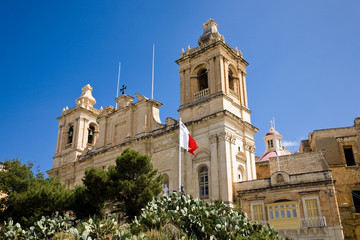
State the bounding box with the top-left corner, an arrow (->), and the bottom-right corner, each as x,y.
179,120 -> 199,156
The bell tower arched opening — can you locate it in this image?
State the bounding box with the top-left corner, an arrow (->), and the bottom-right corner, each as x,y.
67,126 -> 74,144
198,69 -> 208,91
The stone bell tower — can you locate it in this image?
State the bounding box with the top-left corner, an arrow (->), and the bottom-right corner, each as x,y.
176,19 -> 251,124
175,19 -> 257,203
51,84 -> 100,187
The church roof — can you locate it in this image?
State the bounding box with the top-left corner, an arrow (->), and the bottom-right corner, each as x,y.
257,150 -> 289,162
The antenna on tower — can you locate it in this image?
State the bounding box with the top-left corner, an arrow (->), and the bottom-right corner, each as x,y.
116,62 -> 121,109
273,117 -> 281,172
151,44 -> 155,99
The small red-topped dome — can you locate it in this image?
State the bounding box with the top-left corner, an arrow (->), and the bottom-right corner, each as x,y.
266,128 -> 280,136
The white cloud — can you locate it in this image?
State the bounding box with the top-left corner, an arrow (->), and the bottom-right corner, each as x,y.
282,140 -> 299,147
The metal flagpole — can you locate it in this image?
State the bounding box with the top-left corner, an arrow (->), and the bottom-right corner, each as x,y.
115,62 -> 121,109
151,44 -> 155,99
273,117 -> 281,171
179,118 -> 182,191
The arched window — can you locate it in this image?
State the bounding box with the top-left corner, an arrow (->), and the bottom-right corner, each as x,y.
228,69 -> 235,91
88,125 -> 95,144
163,174 -> 169,196
238,166 -> 246,182
238,168 -> 243,182
198,69 -> 208,91
68,126 -> 74,144
268,140 -> 274,149
199,166 -> 209,199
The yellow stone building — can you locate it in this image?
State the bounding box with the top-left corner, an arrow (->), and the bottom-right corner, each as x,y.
300,118 -> 360,239
48,19 -> 359,239
48,19 -> 258,204
236,126 -> 344,239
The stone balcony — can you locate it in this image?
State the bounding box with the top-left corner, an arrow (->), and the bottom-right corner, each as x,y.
254,216 -> 327,229
229,89 -> 238,98
193,88 -> 209,100
300,216 -> 327,228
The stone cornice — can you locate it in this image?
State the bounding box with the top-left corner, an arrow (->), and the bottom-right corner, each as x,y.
238,180 -> 333,196
97,98 -> 163,121
237,170 -> 334,195
57,105 -> 100,121
72,109 -> 257,164
175,40 -> 249,67
178,91 -> 251,115
182,109 -> 258,134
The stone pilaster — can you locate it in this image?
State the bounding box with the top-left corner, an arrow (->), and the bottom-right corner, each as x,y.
210,134 -> 219,199
224,59 -> 229,94
184,68 -> 191,103
218,131 -> 234,203
73,117 -> 80,148
245,143 -> 256,180
56,125 -> 62,153
219,56 -> 226,93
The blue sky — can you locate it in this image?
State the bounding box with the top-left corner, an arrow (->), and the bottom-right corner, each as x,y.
1,0 -> 359,174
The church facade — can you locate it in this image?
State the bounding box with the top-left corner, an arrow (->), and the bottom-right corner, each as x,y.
48,19 -> 258,204
49,19 -> 358,239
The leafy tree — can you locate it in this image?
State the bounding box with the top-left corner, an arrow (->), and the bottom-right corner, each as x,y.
71,167 -> 110,220
79,148 -> 163,221
0,159 -> 73,227
108,148 -> 163,220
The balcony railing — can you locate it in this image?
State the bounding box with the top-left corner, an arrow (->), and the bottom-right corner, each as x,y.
300,216 -> 327,228
194,88 -> 209,100
229,89 -> 238,98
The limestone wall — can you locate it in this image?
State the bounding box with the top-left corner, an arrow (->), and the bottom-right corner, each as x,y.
269,151 -> 328,175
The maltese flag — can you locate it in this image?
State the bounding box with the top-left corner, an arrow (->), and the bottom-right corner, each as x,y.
179,120 -> 199,156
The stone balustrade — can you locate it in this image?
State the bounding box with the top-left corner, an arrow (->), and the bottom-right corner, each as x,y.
194,88 -> 209,99
300,216 -> 327,228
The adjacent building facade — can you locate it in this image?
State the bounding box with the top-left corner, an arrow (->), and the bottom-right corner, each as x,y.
300,118 -> 360,239
236,125 -> 344,239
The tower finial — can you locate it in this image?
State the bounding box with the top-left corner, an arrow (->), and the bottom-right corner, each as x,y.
270,120 -> 273,129
76,84 -> 96,108
198,19 -> 223,46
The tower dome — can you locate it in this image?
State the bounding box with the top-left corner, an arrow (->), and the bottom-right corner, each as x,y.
258,121 -> 292,162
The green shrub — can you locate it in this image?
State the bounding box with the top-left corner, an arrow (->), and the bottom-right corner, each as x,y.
0,219 -> 27,240
133,193 -> 283,240
0,212 -> 72,240
1,193 -> 285,239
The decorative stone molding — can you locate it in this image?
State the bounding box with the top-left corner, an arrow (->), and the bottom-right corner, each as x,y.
135,93 -> 149,102
217,132 -> 236,144
218,132 -> 226,141
165,117 -> 177,126
115,95 -> 134,109
76,84 -> 96,109
244,143 -> 256,153
270,171 -> 290,186
225,132 -> 232,142
210,134 -> 217,144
